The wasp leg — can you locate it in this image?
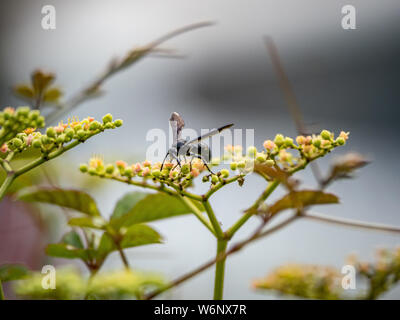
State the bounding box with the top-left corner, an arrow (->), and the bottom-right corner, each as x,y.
160,152 -> 171,171
189,153 -> 215,174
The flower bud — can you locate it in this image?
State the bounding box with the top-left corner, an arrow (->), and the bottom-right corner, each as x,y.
89,121 -> 102,131
46,127 -> 56,138
237,161 -> 246,169
211,175 -> 219,184
123,167 -> 133,177
88,168 -> 97,176
312,138 -> 321,148
263,140 -> 276,151
274,134 -> 285,147
151,169 -> 161,177
336,137 -> 345,145
256,153 -> 267,163
56,134 -> 66,144
114,119 -> 123,127
102,113 -> 113,124
220,169 -> 229,178
79,164 -> 88,173
321,130 -> 332,141
247,146 -> 257,157
230,162 -> 238,170
104,122 -> 114,129
265,159 -> 275,167
41,135 -> 52,145
202,175 -> 210,182
105,164 -> 115,174
181,164 -> 190,174
32,139 -> 42,148
284,137 -> 294,147
191,168 -> 200,177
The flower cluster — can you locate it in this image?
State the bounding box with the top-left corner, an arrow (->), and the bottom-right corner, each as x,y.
252,263 -> 341,300
2,113 -> 122,155
14,268 -> 164,300
80,130 -> 349,189
0,106 -> 45,146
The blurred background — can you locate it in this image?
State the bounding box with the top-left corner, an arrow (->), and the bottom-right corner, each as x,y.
0,0 -> 399,299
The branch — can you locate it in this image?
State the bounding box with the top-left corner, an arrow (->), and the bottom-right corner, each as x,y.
303,211 -> 400,234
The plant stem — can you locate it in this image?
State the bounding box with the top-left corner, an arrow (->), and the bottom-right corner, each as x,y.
0,173 -> 15,201
0,280 -> 4,300
116,244 -> 130,269
202,200 -> 224,239
213,239 -> 228,300
303,211 -> 400,234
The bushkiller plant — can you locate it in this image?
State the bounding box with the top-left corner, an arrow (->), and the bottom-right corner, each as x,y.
1,22 -> 400,301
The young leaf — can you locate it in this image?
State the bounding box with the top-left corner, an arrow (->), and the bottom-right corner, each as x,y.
18,188 -> 101,216
96,233 -> 116,260
61,230 -> 84,249
45,244 -> 91,260
120,224 -> 163,249
0,264 -> 29,282
268,190 -> 339,216
68,216 -> 107,230
111,191 -> 149,220
111,193 -> 202,229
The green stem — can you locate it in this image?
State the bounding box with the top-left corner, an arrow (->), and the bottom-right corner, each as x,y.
203,200 -> 224,239
0,173 -> 16,202
116,243 -> 130,269
203,175 -> 241,200
213,239 -> 228,300
0,279 -> 4,300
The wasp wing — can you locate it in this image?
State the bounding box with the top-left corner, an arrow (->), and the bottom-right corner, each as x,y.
169,112 -> 185,144
187,123 -> 234,144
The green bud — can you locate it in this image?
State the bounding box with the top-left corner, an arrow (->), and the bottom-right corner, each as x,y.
79,164 -> 88,173
89,121 -> 102,131
321,130 -> 332,140
65,128 -> 74,138
41,135 -> 52,145
202,175 -> 210,182
104,122 -> 114,129
151,169 -> 161,177
32,139 -> 41,148
274,134 -> 285,147
265,159 -> 275,167
312,138 -> 321,148
102,113 -> 113,124
29,110 -> 40,120
220,169 -> 229,178
88,168 -> 97,176
16,106 -> 30,117
123,167 -> 133,177
336,137 -> 345,145
10,138 -> 23,149
77,130 -> 86,139
230,162 -> 238,170
181,164 -> 190,174
256,153 -> 267,163
105,164 -> 115,174
211,175 -> 219,184
36,116 -> 45,128
16,133 -> 27,140
237,161 -> 246,169
247,146 -> 257,157
56,134 -> 66,144
284,137 -> 294,147
114,119 -> 123,127
46,127 -> 56,138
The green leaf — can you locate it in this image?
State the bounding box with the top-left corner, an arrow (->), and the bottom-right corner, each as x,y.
68,216 -> 107,230
111,193 -> 202,229
96,233 -> 116,260
18,188 -> 101,216
111,191 -> 149,220
61,230 -> 84,249
0,264 -> 29,282
43,87 -> 63,103
45,244 -> 91,260
268,190 -> 339,216
120,224 -> 163,249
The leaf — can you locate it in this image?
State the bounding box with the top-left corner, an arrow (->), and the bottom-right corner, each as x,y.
120,224 -> 163,249
268,190 -> 339,216
96,233 -> 116,260
111,191 -> 149,220
43,87 -> 63,103
18,188 -> 101,216
111,193 -> 202,229
45,244 -> 91,260
31,69 -> 55,93
68,216 -> 107,230
14,84 -> 34,100
61,230 -> 84,249
0,264 -> 29,282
